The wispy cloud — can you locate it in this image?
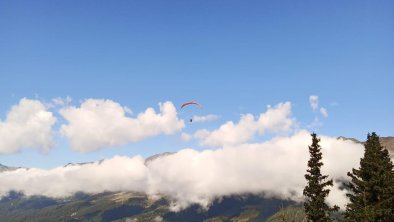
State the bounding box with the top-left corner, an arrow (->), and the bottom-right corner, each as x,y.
309,95 -> 319,111
51,96 -> 72,108
192,114 -> 219,123
309,95 -> 328,118
320,107 -> 328,118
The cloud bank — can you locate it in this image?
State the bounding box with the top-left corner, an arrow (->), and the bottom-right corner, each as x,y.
0,98 -> 56,154
60,99 -> 184,152
0,131 -> 364,211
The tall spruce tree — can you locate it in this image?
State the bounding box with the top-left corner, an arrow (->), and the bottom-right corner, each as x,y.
303,133 -> 338,222
345,132 -> 394,221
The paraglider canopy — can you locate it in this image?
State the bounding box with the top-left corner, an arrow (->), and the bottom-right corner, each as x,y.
180,101 -> 202,109
180,101 -> 202,123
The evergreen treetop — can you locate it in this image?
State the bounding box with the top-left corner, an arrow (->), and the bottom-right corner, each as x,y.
303,133 -> 338,222
345,132 -> 394,221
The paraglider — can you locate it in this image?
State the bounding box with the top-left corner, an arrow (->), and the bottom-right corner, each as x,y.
180,101 -> 202,122
180,101 -> 202,109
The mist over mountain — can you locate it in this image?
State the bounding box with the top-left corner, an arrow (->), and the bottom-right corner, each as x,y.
0,164 -> 23,173
0,135 -> 392,221
2,133 -> 392,209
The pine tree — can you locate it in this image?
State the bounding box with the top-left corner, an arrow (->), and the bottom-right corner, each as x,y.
303,133 -> 338,222
345,132 -> 394,221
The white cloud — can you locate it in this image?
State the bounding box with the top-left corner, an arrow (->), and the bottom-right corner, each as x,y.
0,98 -> 56,154
60,99 -> 184,152
194,114 -> 257,147
257,102 -> 294,134
320,107 -> 328,118
192,114 -> 219,123
0,98 -> 368,211
309,95 -> 319,111
0,131 -> 365,211
52,96 -> 72,107
194,102 -> 295,147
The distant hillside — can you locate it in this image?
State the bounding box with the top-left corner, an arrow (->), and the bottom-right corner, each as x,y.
266,206 -> 343,222
266,206 -> 305,222
144,152 -> 175,165
338,136 -> 394,157
380,137 -> 394,155
0,192 -> 297,222
0,163 -> 22,173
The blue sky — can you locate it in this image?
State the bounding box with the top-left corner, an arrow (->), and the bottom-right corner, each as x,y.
0,0 -> 393,169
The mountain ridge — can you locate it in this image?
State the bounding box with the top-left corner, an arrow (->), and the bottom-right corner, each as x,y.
2,136 -> 393,170
337,136 -> 394,157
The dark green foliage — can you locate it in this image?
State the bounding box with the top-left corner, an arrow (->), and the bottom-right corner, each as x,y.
101,205 -> 144,222
163,195 -> 294,222
345,132 -> 394,221
303,133 -> 338,222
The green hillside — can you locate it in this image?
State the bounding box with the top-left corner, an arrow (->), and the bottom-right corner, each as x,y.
0,192 -> 298,222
